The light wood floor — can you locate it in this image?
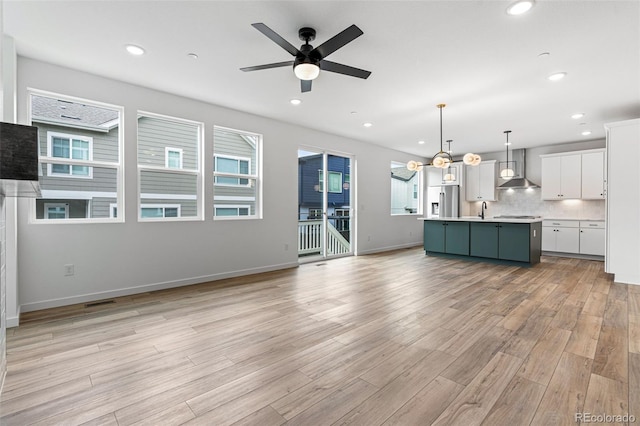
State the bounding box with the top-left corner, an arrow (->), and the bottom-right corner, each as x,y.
1,248 -> 638,425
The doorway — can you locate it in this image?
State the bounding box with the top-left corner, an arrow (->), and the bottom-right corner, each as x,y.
297,149 -> 353,261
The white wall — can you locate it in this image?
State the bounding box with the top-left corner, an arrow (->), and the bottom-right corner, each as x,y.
15,58 -> 424,313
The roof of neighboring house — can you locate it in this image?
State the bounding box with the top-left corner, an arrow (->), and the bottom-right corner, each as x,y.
31,95 -> 119,132
391,167 -> 416,182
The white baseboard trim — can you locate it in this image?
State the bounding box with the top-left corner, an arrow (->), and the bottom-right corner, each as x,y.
356,242 -> 422,256
6,305 -> 21,328
19,261 -> 299,314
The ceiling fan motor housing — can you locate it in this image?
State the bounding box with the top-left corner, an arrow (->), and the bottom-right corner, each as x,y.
298,27 -> 316,42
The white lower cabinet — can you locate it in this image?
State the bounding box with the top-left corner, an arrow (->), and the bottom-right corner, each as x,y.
542,220 -> 580,253
579,221 -> 605,256
542,219 -> 605,257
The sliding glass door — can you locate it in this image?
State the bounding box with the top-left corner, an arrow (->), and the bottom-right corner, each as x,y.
297,149 -> 353,260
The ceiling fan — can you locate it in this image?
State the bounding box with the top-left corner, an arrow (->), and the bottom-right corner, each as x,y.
240,23 -> 371,93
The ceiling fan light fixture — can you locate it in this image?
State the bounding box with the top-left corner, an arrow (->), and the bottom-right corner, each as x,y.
507,0 -> 534,16
294,63 -> 320,80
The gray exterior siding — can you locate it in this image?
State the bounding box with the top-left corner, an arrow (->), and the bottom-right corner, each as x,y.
213,128 -> 257,174
138,116 -> 199,169
140,170 -> 197,195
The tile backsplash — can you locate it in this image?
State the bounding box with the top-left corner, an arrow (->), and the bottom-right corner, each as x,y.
470,188 -> 606,220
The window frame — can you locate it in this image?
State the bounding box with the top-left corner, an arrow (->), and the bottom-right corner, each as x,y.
165,147 -> 183,169
137,111 -> 204,222
44,203 -> 69,219
213,154 -> 251,187
140,203 -> 182,219
213,204 -> 251,218
46,131 -> 94,179
213,125 -> 262,221
390,160 -> 423,216
30,89 -> 125,224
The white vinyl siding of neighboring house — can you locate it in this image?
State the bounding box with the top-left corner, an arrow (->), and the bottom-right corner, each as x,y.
390,162 -> 420,215
213,126 -> 261,219
137,112 -> 203,221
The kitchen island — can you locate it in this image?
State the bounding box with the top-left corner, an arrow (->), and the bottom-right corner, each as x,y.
421,216 -> 543,266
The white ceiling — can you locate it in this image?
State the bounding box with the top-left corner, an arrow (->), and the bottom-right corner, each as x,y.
4,1 -> 639,157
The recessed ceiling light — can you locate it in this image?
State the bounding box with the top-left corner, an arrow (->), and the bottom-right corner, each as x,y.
571,113 -> 585,119
125,44 -> 145,56
187,53 -> 199,60
582,130 -> 592,136
290,99 -> 302,105
350,111 -> 357,115
507,0 -> 534,15
537,52 -> 550,58
418,140 -> 425,145
363,122 -> 373,128
547,72 -> 567,81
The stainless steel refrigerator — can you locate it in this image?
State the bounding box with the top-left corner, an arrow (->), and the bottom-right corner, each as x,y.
438,185 -> 460,218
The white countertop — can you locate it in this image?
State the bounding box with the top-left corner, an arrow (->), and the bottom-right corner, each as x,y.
421,216 -> 544,223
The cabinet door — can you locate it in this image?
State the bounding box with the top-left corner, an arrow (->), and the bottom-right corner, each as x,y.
580,228 -> 605,256
424,221 -> 445,253
555,227 -> 580,253
541,226 -> 556,251
445,222 -> 470,255
478,162 -> 497,201
498,223 -> 531,262
465,165 -> 480,201
560,155 -> 582,198
470,222 -> 498,258
541,157 -> 562,200
581,151 -> 605,199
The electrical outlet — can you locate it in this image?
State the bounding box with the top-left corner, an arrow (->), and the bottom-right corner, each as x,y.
64,264 -> 75,276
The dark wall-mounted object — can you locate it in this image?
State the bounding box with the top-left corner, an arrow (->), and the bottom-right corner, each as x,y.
0,122 -> 39,181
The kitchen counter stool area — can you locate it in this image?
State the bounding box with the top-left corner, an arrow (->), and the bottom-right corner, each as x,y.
421,217 -> 542,266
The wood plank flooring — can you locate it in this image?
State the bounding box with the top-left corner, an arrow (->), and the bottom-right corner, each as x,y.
1,248 -> 637,425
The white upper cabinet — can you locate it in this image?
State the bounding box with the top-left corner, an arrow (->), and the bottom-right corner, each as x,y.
465,160 -> 496,201
581,150 -> 606,199
541,154 -> 581,199
540,149 -> 605,200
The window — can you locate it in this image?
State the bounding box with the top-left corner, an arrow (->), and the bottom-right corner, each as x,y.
213,126 -> 262,219
138,112 -> 203,221
214,205 -> 250,217
318,170 -> 343,193
390,161 -> 421,215
140,204 -> 181,218
214,155 -> 250,186
31,92 -> 123,222
165,147 -> 183,169
44,203 -> 69,219
48,132 -> 93,177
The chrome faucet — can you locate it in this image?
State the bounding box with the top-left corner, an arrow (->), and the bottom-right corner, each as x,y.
480,201 -> 487,219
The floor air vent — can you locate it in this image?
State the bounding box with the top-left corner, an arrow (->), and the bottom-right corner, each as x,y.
84,299 -> 115,308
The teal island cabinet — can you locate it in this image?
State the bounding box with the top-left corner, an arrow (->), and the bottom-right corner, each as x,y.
422,217 -> 542,265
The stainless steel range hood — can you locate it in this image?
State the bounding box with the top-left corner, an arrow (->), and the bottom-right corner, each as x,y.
497,148 -> 539,189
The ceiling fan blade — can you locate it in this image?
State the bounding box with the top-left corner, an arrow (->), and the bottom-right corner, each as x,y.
240,61 -> 294,72
310,24 -> 363,59
251,23 -> 300,56
320,60 -> 371,79
301,79 -> 312,93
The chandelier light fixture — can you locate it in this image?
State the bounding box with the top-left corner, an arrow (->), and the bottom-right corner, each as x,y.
500,130 -> 516,180
407,104 -> 481,171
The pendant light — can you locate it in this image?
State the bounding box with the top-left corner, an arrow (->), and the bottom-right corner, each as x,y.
500,130 -> 515,180
407,103 -> 482,171
443,140 -> 456,182
430,104 -> 453,169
